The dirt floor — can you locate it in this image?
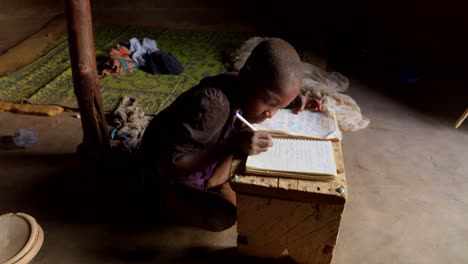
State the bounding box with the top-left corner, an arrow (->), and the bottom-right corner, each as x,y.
1,59 -> 468,263
1,3 -> 467,262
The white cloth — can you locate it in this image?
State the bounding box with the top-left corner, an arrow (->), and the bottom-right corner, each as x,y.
129,37 -> 159,66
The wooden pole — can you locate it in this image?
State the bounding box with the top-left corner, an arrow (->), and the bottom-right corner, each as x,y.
65,0 -> 110,159
455,108 -> 468,128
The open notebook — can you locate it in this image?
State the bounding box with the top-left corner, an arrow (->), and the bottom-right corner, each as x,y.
253,109 -> 342,140
245,138 -> 337,180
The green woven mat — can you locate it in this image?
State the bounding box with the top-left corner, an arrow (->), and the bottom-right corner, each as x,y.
0,24 -> 249,115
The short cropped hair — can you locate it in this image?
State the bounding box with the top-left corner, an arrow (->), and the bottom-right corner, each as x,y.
240,38 -> 303,92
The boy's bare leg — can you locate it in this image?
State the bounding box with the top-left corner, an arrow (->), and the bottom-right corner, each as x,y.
206,154 -> 236,205
161,182 -> 236,232
160,155 -> 237,231
205,155 -> 233,189
208,181 -> 236,205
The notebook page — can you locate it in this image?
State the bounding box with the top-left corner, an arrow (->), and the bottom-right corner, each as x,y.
246,138 -> 337,176
253,109 -> 341,139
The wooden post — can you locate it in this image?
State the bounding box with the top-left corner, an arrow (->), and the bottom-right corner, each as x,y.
455,108 -> 468,128
65,0 -> 110,159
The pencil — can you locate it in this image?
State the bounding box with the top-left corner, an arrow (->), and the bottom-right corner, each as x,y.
235,111 -> 258,131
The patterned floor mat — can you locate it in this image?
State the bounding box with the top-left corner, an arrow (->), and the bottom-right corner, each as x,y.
0,24 -> 249,115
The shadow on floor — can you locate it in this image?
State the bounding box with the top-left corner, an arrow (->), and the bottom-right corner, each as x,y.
90,245 -> 296,264
326,35 -> 468,128
1,151 -> 147,224
91,244 -> 163,263
0,135 -> 17,150
173,247 -> 295,264
1,151 -> 291,263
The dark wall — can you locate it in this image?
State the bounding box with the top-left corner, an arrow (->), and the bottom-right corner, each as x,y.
0,0 -> 63,53
90,0 -> 468,71
1,0 -> 466,72
322,0 -> 467,73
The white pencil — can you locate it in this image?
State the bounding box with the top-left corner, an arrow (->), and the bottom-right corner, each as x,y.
235,111 -> 258,131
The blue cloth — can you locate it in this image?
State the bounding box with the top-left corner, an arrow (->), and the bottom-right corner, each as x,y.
143,50 -> 184,75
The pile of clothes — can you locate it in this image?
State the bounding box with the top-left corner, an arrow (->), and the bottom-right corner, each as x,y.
110,96 -> 152,153
101,37 -> 184,76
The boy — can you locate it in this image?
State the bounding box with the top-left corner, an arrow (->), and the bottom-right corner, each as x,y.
138,38 -> 304,231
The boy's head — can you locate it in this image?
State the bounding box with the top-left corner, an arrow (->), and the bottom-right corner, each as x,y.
238,38 -> 303,123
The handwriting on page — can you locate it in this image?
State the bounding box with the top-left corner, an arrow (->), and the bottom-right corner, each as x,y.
254,109 -> 340,139
246,138 -> 337,176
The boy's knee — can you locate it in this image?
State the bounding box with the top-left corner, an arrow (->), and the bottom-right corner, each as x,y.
204,203 -> 237,232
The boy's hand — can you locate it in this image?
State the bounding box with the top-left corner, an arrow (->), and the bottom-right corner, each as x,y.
230,130 -> 273,155
288,95 -> 323,113
289,94 -> 307,114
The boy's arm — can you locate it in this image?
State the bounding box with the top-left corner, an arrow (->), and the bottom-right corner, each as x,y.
160,139 -> 232,179
157,87 -> 272,180
205,155 -> 233,189
160,129 -> 272,179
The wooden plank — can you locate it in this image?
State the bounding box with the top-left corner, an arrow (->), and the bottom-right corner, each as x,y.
236,194 -> 345,263
287,204 -> 345,264
65,0 -> 110,160
232,179 -> 345,204
237,194 -> 307,258
234,175 -> 279,188
8,103 -> 64,117
231,172 -> 346,204
296,175 -> 347,202
278,178 -> 298,190
455,108 -> 468,128
332,141 -> 345,174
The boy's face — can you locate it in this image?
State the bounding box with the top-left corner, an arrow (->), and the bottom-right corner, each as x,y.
242,83 -> 299,123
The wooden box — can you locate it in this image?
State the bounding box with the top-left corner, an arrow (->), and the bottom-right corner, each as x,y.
230,141 -> 347,264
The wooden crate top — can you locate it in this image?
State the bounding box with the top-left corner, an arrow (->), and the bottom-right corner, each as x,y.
230,141 -> 347,204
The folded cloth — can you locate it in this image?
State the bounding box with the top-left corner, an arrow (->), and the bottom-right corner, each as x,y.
130,37 -> 159,66
143,50 -> 184,75
102,45 -> 139,75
